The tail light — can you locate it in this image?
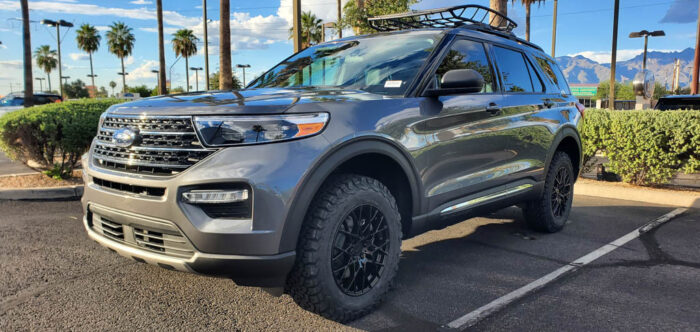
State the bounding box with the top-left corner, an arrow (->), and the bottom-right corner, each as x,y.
575,102 -> 585,118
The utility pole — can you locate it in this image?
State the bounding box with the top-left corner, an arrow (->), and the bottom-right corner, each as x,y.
203,0 -> 210,90
156,0 -> 167,95
551,0 -> 558,57
190,67 -> 203,91
609,0 -> 620,110
672,59 -> 681,94
21,0 -> 33,107
337,0 -> 342,38
41,19 -> 73,99
293,0 -> 302,53
692,0 -> 700,94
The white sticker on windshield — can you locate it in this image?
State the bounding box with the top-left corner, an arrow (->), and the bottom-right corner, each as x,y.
384,80 -> 403,88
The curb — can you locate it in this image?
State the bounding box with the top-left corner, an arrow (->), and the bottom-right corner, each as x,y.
576,180 -> 700,209
0,185 -> 83,201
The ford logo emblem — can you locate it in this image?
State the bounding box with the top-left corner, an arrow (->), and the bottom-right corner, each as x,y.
112,128 -> 139,148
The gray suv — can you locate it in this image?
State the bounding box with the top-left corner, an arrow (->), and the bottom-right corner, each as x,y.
81,6 -> 582,322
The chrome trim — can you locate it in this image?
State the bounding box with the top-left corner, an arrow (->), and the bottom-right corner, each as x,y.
104,113 -> 192,119
92,155 -> 191,169
95,141 -> 213,152
100,128 -> 195,136
440,183 -> 533,215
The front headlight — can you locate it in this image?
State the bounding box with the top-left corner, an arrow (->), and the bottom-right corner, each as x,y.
193,113 -> 329,147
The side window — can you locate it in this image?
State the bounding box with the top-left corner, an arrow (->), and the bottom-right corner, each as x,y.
535,57 -> 571,94
493,46 -> 535,93
525,58 -> 544,93
435,39 -> 495,93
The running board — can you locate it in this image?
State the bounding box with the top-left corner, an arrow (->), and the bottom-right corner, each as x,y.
440,183 -> 533,215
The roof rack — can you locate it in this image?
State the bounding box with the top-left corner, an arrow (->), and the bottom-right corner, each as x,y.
368,5 -> 517,33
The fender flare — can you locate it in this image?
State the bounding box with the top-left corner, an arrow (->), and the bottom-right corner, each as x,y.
277,136 -> 423,253
544,125 -> 582,178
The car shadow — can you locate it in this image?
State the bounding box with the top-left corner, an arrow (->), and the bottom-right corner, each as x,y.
349,200 -> 674,331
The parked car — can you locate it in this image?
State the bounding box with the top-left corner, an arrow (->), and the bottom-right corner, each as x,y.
0,92 -> 62,115
655,95 -> 700,110
81,5 -> 583,322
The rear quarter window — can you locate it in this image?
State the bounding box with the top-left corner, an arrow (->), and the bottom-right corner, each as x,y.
535,57 -> 571,95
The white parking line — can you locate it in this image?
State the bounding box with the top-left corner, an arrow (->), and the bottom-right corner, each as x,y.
444,208 -> 688,330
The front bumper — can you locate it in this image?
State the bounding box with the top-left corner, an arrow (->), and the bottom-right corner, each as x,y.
81,134 -> 330,286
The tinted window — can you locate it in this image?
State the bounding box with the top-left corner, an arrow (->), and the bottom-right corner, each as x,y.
525,58 -> 544,92
493,47 -> 534,93
249,31 -> 441,95
535,57 -> 571,94
434,39 -> 495,92
656,98 -> 700,110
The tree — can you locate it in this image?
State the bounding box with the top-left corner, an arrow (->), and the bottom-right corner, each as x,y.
21,0 -> 33,107
109,81 -> 117,96
97,86 -> 109,98
75,24 -> 101,91
342,0 -> 417,35
490,0 -> 508,27
512,0 -> 545,41
34,45 -> 57,93
156,0 -> 167,95
128,85 -> 153,98
106,22 -> 135,94
209,70 -> 241,90
288,11 -> 323,49
219,0 -> 233,89
63,79 -> 89,99
596,80 -> 634,101
171,29 -> 199,92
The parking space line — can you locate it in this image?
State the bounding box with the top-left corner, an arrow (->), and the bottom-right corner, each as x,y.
444,208 -> 687,330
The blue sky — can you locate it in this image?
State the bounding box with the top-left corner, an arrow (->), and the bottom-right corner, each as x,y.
0,0 -> 697,96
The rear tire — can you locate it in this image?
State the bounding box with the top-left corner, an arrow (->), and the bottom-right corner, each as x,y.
523,152 -> 574,233
287,174 -> 402,323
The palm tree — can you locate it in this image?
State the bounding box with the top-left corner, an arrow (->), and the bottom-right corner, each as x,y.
156,0 -> 167,95
512,0 -> 545,42
489,0 -> 508,27
288,11 -> 323,49
106,22 -> 135,94
109,81 -> 117,96
171,29 -> 199,92
219,0 -> 233,90
76,24 -> 101,91
34,45 -> 57,93
21,0 -> 33,106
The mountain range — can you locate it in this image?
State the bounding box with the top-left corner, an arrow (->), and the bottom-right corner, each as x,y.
555,48 -> 695,88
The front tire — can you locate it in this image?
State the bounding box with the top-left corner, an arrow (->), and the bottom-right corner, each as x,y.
287,174 -> 402,323
523,151 -> 574,233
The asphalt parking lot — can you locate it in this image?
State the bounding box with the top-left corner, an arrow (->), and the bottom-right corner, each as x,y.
1,195 -> 698,331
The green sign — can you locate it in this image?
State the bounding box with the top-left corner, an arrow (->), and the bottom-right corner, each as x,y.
570,86 -> 597,97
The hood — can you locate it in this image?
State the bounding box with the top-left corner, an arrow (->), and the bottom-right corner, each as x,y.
108,87 -> 388,115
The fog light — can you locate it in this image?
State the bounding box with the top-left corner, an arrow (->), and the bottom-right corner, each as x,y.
182,189 -> 249,204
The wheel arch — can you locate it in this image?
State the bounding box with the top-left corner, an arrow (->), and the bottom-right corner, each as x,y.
278,136 -> 423,253
546,125 -> 583,179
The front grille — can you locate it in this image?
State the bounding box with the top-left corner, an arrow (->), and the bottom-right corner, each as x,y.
90,209 -> 195,259
92,115 -> 215,175
93,177 -> 166,197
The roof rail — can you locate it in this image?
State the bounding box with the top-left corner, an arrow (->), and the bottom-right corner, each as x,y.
368,5 -> 517,33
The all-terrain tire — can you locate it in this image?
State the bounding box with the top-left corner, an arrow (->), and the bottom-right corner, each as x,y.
286,174 -> 402,323
523,151 -> 575,233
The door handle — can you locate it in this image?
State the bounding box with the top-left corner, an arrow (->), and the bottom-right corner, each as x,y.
543,99 -> 555,108
486,103 -> 501,114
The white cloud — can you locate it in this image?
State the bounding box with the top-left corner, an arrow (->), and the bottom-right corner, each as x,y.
568,49 -> 683,64
95,25 -> 110,32
139,27 -> 179,34
130,0 -> 152,4
0,60 -> 22,82
124,56 -> 135,66
0,1 -> 199,27
127,59 -> 159,81
69,53 -> 90,61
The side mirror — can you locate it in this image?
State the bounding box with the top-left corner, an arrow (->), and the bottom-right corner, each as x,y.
425,69 -> 485,97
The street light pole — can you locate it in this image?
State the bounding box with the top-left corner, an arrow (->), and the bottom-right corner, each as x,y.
41,19 -> 73,99
35,77 -> 44,92
236,64 -> 250,87
203,0 -> 210,90
629,30 -> 665,72
609,0 -> 620,110
151,69 -> 160,92
190,67 -> 203,91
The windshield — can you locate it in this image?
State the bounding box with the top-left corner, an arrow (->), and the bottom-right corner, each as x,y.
249,31 -> 442,95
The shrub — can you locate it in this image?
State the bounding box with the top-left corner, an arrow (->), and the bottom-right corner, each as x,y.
0,99 -> 123,178
580,109 -> 700,185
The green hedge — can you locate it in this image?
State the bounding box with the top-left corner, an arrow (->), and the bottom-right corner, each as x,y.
580,109 -> 700,185
0,99 -> 123,176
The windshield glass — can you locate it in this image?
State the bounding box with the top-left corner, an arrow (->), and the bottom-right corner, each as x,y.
249,31 -> 442,95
